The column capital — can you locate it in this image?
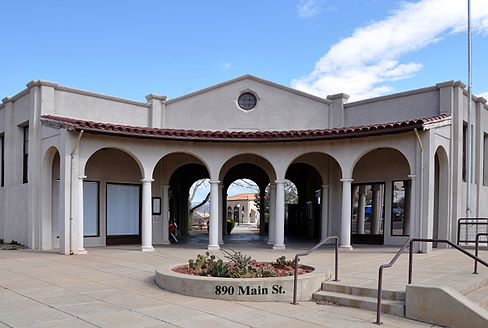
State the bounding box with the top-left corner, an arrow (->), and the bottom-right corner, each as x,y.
209,180 -> 220,185
141,178 -> 154,184
408,174 -> 416,180
321,184 -> 329,189
78,175 -> 87,180
340,178 -> 354,183
275,180 -> 286,184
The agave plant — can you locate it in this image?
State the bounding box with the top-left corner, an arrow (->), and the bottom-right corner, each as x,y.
222,249 -> 252,269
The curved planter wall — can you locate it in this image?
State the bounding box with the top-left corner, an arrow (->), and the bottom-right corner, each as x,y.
155,263 -> 330,302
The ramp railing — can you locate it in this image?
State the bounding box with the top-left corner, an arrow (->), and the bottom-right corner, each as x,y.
292,236 -> 339,305
375,238 -> 488,325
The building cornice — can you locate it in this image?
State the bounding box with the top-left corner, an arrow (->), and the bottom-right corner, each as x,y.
345,86 -> 438,108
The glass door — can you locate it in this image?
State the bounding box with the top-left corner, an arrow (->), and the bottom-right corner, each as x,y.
351,183 -> 385,244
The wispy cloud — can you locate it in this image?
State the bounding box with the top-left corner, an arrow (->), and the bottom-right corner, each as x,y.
297,0 -> 321,18
292,0 -> 488,101
479,92 -> 488,100
219,62 -> 232,71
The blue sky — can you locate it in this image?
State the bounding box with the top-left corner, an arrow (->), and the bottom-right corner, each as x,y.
2,0 -> 487,102
2,0 -> 488,200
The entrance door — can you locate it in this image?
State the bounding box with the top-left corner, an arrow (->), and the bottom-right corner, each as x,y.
351,183 -> 385,244
106,183 -> 141,245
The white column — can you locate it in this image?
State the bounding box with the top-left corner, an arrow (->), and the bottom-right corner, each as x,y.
357,185 -> 366,234
321,184 -> 329,241
267,184 -> 276,245
407,175 -> 416,237
218,184 -> 223,244
273,180 -> 286,250
371,184 -> 382,235
340,178 -> 353,250
161,185 -> 170,245
208,180 -> 220,250
76,175 -> 87,254
141,179 -> 154,252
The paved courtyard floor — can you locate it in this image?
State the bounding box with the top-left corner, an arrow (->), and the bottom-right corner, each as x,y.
1,236 -> 487,328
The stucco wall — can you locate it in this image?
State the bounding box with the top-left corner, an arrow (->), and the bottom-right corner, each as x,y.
344,88 -> 440,127
52,89 -> 149,127
165,78 -> 330,131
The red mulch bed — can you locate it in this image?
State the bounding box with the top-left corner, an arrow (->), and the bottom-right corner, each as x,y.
172,260 -> 313,278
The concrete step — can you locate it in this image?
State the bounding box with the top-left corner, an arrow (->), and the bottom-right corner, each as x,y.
313,290 -> 405,317
321,282 -> 405,301
466,285 -> 488,310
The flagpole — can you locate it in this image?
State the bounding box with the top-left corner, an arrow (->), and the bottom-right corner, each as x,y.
466,0 -> 472,221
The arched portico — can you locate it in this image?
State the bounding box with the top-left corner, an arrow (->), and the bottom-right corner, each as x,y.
40,147 -> 60,251
219,154 -> 278,248
285,152 -> 343,245
351,147 -> 412,246
433,146 -> 449,247
81,147 -> 149,249
152,152 -> 210,246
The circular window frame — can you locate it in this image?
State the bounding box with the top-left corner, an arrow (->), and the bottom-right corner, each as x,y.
237,92 -> 258,111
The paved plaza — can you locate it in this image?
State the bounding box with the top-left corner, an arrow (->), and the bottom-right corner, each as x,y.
1,235 -> 487,328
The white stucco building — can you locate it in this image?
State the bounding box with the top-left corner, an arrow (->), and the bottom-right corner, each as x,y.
0,75 -> 486,254
227,193 -> 258,225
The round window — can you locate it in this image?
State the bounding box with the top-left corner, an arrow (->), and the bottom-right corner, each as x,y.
238,92 -> 257,110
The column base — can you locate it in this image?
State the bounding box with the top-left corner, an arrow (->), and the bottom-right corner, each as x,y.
208,244 -> 220,250
141,246 -> 155,252
75,249 -> 88,255
339,245 -> 353,251
272,244 -> 286,250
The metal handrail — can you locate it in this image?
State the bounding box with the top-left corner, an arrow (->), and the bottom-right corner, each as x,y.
292,236 -> 339,305
375,238 -> 488,325
457,217 -> 488,244
474,233 -> 488,274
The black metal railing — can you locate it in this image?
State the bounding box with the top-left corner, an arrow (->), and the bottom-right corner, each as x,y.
458,218 -> 488,245
292,236 -> 339,305
375,238 -> 488,325
474,233 -> 488,274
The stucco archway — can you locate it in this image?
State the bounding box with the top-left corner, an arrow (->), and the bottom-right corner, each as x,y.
352,147 -> 411,245
285,152 -> 343,241
433,146 -> 449,247
219,154 -> 276,242
41,146 -> 60,250
151,152 -> 211,244
84,148 -> 144,246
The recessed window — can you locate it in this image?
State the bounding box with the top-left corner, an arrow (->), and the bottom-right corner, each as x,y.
23,125 -> 29,184
238,92 -> 257,110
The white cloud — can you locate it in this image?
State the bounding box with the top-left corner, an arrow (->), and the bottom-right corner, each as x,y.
220,62 -> 232,71
297,0 -> 321,18
479,92 -> 488,100
292,0 -> 488,101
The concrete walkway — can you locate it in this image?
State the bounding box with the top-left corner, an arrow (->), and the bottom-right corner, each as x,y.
1,242 -> 487,328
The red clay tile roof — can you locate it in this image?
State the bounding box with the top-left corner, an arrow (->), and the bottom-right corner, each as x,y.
41,114 -> 450,142
227,193 -> 258,201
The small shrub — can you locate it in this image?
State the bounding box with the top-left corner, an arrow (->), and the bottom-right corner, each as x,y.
9,240 -> 20,246
272,256 -> 298,269
203,259 -> 230,277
